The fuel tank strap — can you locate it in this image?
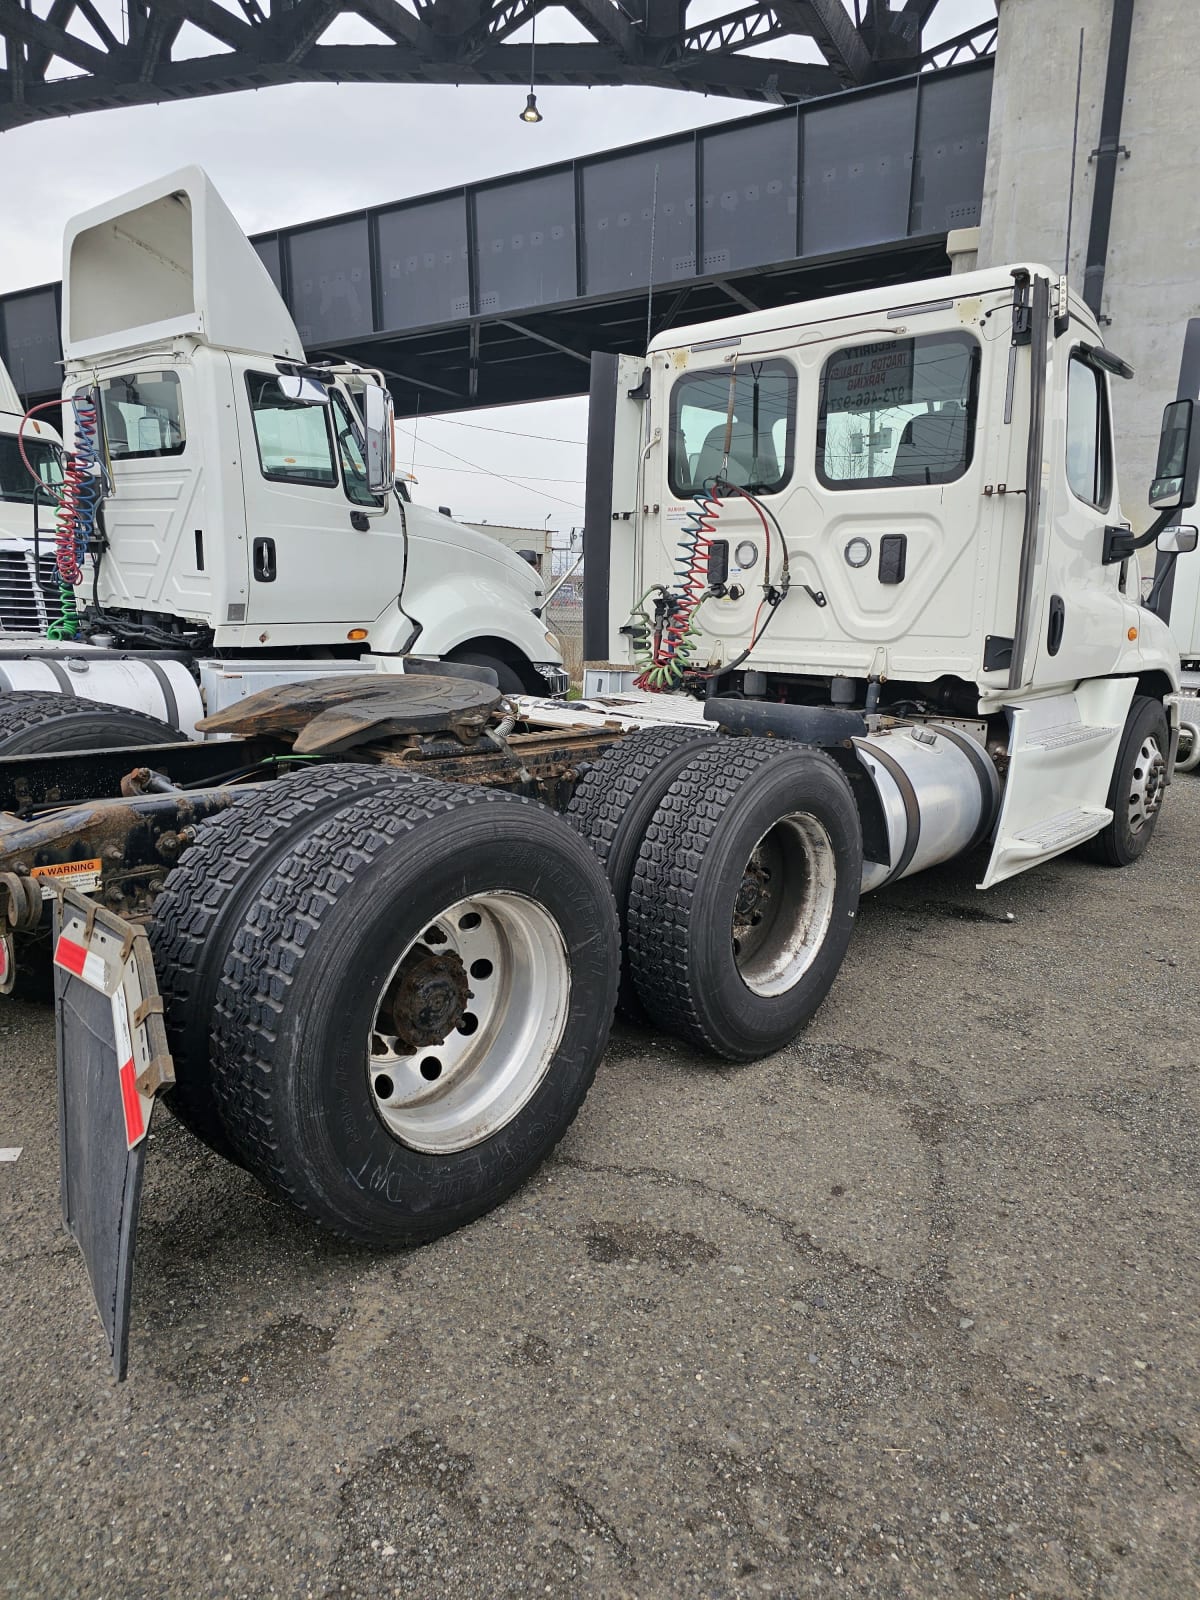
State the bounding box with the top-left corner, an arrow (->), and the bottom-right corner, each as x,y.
852,736 -> 920,886
920,723 -> 999,852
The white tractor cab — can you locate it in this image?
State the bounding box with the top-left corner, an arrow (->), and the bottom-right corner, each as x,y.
0,167 -> 563,733
0,358 -> 69,635
582,266 -> 1198,885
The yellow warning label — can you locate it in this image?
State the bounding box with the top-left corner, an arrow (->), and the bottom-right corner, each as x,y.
31,859 -> 103,895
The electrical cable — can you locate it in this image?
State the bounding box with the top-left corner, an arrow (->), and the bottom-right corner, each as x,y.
392,429 -> 584,511
39,394 -> 102,640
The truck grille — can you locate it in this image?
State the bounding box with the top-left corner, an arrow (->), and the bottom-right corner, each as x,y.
0,551 -> 66,635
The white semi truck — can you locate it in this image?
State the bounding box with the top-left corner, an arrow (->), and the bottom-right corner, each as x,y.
1,190 -> 1195,1375
0,169 -> 564,738
0,358 -> 68,634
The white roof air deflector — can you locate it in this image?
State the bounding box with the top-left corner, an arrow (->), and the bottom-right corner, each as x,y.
62,166 -> 303,364
0,359 -> 21,416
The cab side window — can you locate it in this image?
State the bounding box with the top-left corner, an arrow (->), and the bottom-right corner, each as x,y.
1065,355 -> 1113,510
330,391 -> 380,508
246,373 -> 337,486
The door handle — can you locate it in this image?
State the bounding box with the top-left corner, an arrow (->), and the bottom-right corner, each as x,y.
253,537 -> 277,583
1047,593 -> 1065,655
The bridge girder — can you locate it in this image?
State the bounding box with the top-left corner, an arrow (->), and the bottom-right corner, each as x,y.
0,0 -> 995,129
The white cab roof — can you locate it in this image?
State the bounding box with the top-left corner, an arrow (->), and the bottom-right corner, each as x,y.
649,264 -> 1098,353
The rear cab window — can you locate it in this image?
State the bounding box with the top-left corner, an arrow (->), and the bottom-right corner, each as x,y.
668,361 -> 796,498
816,333 -> 980,489
98,371 -> 185,460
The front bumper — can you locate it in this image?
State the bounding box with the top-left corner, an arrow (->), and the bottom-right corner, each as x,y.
533,661 -> 570,697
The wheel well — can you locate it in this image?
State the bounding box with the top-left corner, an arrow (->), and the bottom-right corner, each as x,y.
447,636 -> 542,692
1135,670 -> 1175,705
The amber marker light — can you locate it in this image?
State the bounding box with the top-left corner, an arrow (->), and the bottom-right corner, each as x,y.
348,628 -> 368,641
1128,627 -> 1138,640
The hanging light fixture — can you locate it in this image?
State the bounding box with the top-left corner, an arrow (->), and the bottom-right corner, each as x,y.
519,7 -> 543,122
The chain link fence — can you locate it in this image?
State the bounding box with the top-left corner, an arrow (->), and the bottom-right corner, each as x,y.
543,575 -> 584,687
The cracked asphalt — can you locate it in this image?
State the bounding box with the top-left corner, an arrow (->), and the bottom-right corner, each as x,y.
2,776 -> 1198,1600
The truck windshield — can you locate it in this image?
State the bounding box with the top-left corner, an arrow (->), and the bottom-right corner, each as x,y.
817,333 -> 979,489
0,434 -> 64,504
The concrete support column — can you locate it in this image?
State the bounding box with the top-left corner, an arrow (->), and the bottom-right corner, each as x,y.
978,0 -> 1200,527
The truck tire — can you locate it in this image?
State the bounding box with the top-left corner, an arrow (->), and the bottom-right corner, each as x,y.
627,738 -> 862,1061
564,725 -> 724,1020
444,649 -> 525,695
1081,695 -> 1170,867
0,690 -> 179,752
206,779 -> 619,1244
148,765 -> 426,1161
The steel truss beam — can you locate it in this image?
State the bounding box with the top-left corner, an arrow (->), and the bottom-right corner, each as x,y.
0,0 -> 994,128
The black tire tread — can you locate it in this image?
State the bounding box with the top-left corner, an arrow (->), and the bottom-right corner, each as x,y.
627,737 -> 853,1054
208,778 -> 612,1239
0,690 -> 178,750
1081,694 -> 1170,867
564,724 -> 722,872
148,764 -> 424,1155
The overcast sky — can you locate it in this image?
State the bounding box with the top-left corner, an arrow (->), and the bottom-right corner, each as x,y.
0,0 -> 991,532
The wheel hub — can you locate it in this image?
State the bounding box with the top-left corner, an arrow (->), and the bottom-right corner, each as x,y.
734,857 -> 772,925
367,893 -> 571,1156
1128,735 -> 1166,835
388,950 -> 470,1049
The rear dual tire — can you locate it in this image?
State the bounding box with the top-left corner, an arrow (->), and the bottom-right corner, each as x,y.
569,731 -> 863,1061
151,770 -> 619,1245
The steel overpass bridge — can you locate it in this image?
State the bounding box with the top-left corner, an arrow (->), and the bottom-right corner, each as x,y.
0,56 -> 993,417
0,0 -> 995,129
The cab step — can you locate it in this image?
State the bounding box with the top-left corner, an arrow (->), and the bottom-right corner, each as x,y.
981,680 -> 1137,888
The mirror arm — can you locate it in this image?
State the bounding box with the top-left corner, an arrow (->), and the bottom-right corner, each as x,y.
1102,507 -> 1178,565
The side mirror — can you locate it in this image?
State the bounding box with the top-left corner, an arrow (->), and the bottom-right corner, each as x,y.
277,374 -> 329,405
1157,523 -> 1199,554
363,382 -> 395,495
1149,398 -> 1200,510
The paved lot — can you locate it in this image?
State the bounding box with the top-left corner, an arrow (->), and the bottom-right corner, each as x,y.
2,777 -> 1199,1600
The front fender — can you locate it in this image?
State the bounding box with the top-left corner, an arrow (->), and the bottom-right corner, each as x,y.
371,573 -> 560,667
374,572 -> 563,665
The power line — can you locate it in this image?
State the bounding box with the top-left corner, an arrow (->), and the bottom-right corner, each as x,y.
429,416 -> 587,447
395,428 -> 585,511
404,461 -> 585,483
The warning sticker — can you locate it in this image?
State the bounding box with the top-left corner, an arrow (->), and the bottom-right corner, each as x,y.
32,858 -> 103,897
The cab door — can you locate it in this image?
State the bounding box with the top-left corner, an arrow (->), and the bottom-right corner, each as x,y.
232,361 -> 405,627
1025,346 -> 1132,687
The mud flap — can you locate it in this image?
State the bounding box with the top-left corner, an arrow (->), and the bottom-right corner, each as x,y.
53,890 -> 174,1380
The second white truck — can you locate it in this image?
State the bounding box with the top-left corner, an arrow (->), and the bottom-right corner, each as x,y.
0,167 -> 565,739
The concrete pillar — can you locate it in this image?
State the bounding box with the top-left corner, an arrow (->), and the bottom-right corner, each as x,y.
947,227 -> 980,274
978,0 -> 1200,529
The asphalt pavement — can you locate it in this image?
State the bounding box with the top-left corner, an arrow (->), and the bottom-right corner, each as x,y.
2,777 -> 1198,1600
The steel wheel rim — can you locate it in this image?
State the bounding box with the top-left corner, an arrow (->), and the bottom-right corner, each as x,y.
367,892 -> 570,1154
732,814 -> 838,998
1128,733 -> 1166,835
